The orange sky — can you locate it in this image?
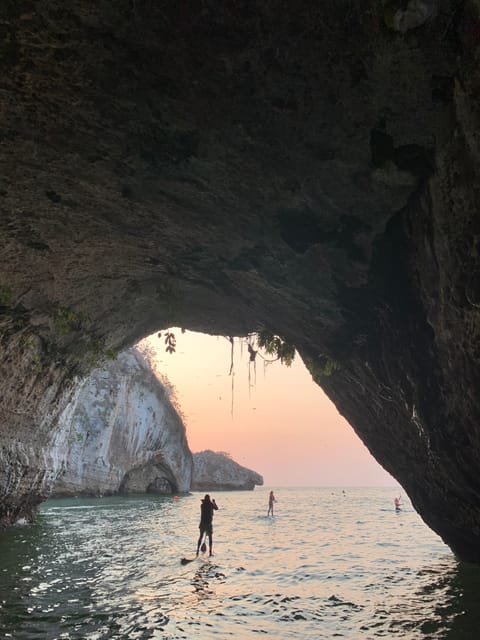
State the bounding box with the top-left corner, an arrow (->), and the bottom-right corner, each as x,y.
140,330 -> 396,488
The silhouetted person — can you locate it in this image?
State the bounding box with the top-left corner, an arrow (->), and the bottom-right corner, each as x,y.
196,494 -> 218,557
268,490 -> 277,516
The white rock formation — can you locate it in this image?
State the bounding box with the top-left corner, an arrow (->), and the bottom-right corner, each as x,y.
192,450 -> 264,491
52,349 -> 192,496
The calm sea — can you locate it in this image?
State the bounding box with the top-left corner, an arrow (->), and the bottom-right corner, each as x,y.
1,487 -> 480,639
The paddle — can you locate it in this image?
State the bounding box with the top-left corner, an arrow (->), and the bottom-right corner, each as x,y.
181,534 -> 207,564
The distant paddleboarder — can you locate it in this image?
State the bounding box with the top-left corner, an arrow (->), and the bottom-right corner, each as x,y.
267,490 -> 277,517
196,494 -> 218,557
394,496 -> 402,511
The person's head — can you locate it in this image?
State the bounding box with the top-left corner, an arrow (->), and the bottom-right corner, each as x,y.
203,494 -> 210,503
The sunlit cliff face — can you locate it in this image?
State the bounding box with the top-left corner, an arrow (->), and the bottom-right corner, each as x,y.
1,1 -> 480,561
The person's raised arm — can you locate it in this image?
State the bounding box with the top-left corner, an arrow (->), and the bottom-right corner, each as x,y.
212,498 -> 218,510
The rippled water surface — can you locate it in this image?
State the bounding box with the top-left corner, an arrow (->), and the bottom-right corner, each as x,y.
2,487 -> 480,639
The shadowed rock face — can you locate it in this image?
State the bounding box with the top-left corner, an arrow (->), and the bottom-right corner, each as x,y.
0,2 -> 480,560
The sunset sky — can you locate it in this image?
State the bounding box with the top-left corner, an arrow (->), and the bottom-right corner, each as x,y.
141,330 -> 396,488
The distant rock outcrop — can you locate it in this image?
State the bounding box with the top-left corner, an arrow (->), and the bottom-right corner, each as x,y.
192,450 -> 264,491
52,349 -> 192,497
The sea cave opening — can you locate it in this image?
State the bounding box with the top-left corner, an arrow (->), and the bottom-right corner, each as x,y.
136,328 -> 396,490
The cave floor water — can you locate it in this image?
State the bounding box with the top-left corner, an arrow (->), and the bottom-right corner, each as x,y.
1,487 -> 480,639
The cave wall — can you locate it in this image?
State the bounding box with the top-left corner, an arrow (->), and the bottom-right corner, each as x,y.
0,1 -> 480,559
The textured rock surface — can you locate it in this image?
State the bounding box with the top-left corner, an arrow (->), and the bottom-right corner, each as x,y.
192,450 -> 264,491
0,2 -> 480,560
52,349 -> 192,497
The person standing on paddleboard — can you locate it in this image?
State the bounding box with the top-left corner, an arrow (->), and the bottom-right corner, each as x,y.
268,490 -> 277,516
196,494 -> 218,557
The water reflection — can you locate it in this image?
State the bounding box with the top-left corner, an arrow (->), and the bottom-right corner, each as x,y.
440,561 -> 480,639
191,562 -> 226,602
1,490 -> 480,639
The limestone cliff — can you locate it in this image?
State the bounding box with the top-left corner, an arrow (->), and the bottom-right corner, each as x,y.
52,349 -> 192,496
0,2 -> 480,561
192,450 -> 264,491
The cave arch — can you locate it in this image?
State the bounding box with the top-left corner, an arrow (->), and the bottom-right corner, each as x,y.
1,2 -> 480,561
141,329 -> 396,487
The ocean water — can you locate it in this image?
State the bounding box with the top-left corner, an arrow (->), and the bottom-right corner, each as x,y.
1,487 -> 480,639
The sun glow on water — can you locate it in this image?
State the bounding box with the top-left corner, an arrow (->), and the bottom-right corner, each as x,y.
0,489 -> 471,640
